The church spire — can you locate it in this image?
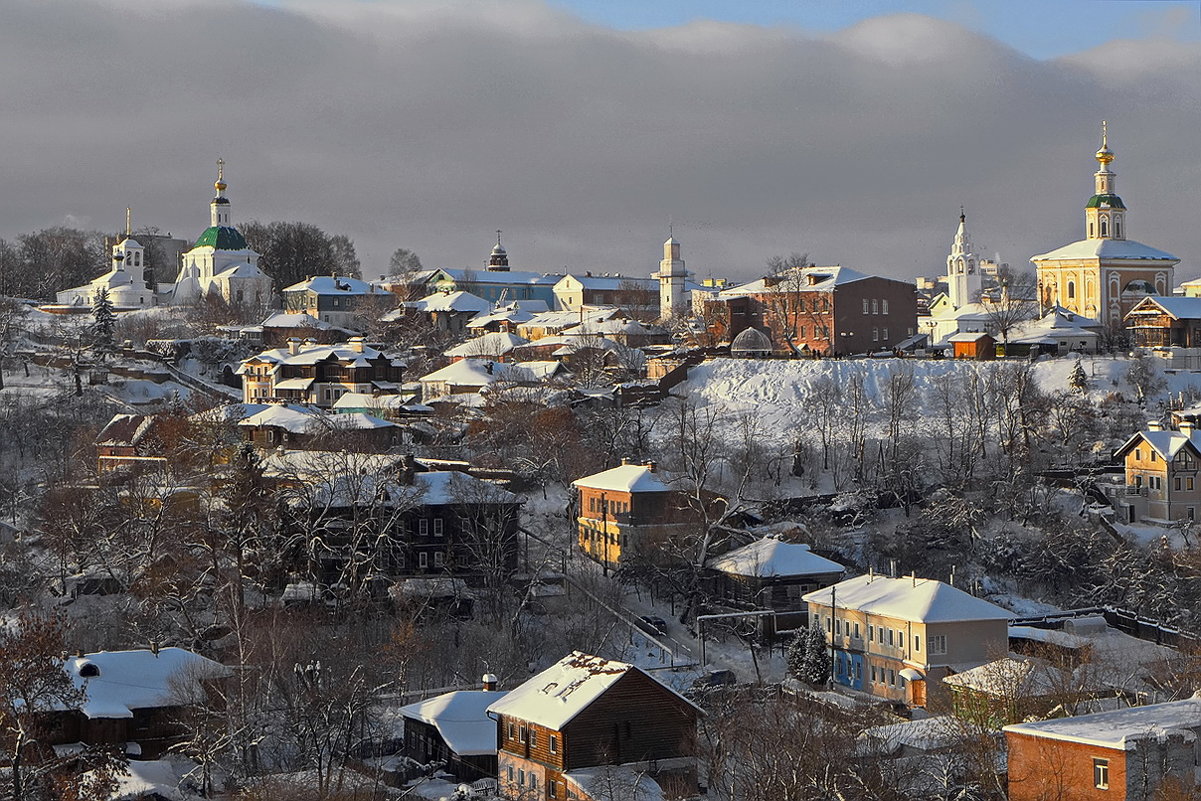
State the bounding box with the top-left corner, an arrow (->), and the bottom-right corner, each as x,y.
946,208 -> 980,309
1085,122 -> 1125,240
210,158 -> 231,227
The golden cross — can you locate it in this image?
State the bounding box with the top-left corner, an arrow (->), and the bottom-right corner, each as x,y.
217,157 -> 225,181
125,207 -> 131,237
1101,120 -> 1108,147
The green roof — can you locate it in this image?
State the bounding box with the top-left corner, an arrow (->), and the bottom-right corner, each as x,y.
1085,194 -> 1126,209
194,226 -> 248,250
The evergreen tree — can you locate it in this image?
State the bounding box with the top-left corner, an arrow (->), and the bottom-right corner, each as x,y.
788,624 -> 830,686
1068,360 -> 1088,394
90,287 -> 117,360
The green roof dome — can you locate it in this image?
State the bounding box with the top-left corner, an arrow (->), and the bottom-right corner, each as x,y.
194,226 -> 248,250
1085,194 -> 1125,210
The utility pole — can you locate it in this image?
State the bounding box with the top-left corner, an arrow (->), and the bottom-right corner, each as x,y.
829,584 -> 837,690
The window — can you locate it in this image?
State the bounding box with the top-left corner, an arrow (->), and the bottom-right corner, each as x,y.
853,623 -> 860,639
873,328 -> 879,342
835,619 -> 842,636
889,669 -> 896,687
549,779 -> 558,798
508,766 -> 514,782
529,730 -> 537,747
928,635 -> 947,655
1190,507 -> 1196,521
887,629 -> 894,646
1094,758 -> 1109,789
1115,219 -> 1121,238
549,734 -> 558,753
882,299 -> 889,314
508,722 -> 515,739
518,769 -> 525,787
871,665 -> 877,682
1152,451 -> 1158,463
419,519 -> 429,536
914,635 -> 921,651
1176,477 -> 1182,491
882,328 -> 888,340
863,299 -> 869,314
1067,281 -> 1076,300
897,630 -> 904,647
868,624 -> 875,642
1135,448 -> 1142,461
799,325 -> 805,338
520,725 -> 527,743
434,552 -> 445,567
418,552 -> 428,569
1100,219 -> 1108,237
871,299 -> 879,315
433,518 -> 444,537
1090,222 -> 1095,237
529,775 -> 537,790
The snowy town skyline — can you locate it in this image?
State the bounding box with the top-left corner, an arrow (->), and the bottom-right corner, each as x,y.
1,0 -> 1199,283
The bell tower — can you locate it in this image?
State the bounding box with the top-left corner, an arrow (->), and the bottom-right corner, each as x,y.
655,232 -> 688,318
1085,121 -> 1126,241
945,208 -> 981,309
210,158 -> 232,227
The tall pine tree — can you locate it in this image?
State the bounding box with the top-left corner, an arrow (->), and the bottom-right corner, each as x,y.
788,624 -> 831,686
90,287 -> 117,361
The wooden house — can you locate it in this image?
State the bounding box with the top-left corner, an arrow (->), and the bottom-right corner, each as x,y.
706,538 -> 844,628
43,647 -> 229,760
95,414 -> 169,474
1112,418 -> 1201,523
398,676 -> 507,782
487,651 -> 700,801
947,331 -> 995,360
1125,296 -> 1201,348
238,337 -> 405,408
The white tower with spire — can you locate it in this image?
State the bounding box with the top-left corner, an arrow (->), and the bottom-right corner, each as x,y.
946,208 -> 981,309
654,233 -> 688,318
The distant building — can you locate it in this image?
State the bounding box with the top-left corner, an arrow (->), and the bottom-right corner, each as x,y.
237,337 -> 405,408
487,651 -> 700,801
236,403 -> 401,450
572,461 -> 697,569
706,538 -> 844,627
1113,417 -> 1201,524
1004,694 -> 1201,801
281,274 -> 389,328
1033,125 -> 1179,329
95,414 -> 168,473
802,574 -> 1011,707
1124,296 -> 1201,348
706,265 -> 918,356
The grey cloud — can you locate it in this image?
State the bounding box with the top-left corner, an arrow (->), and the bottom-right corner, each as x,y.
1,0 -> 1197,283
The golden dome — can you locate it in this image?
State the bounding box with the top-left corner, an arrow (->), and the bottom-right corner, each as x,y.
214,179 -> 227,192
1095,145 -> 1114,165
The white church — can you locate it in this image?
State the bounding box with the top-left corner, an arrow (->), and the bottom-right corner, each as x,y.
54,162 -> 274,311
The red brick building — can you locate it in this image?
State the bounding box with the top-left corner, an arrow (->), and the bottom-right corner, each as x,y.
487,651 -> 700,800
1004,694 -> 1201,801
705,265 -> 918,356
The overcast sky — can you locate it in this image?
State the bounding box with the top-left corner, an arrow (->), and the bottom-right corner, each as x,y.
2,0 -> 1198,284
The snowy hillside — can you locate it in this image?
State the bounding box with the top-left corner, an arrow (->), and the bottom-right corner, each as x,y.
676,355 -> 1201,447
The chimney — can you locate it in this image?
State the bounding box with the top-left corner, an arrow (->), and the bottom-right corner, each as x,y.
482,673 -> 498,691
621,458 -> 631,466
1148,420 -> 1164,431
286,337 -> 301,356
149,639 -> 160,656
1182,420 -> 1196,437
75,648 -> 84,658
485,361 -> 494,375
401,453 -> 417,484
348,336 -> 366,353
645,461 -> 657,472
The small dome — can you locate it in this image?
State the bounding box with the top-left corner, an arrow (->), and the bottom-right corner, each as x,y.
730,326 -> 773,356
214,179 -> 227,192
1095,144 -> 1114,165
491,243 -> 507,255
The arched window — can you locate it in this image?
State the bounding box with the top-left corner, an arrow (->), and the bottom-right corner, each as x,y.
1100,218 -> 1108,237
1115,217 -> 1122,238
1067,281 -> 1076,300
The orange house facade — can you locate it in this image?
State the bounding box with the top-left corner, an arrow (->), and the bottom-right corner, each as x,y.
572,461 -> 696,568
1113,419 -> 1201,523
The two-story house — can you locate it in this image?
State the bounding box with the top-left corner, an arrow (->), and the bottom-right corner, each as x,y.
1113,418 -> 1201,523
802,574 -> 1011,708
398,674 -> 507,783
1004,693 -> 1201,801
706,538 -> 845,629
237,336 -> 405,408
486,651 -> 700,801
281,274 -> 390,329
571,461 -> 699,569
95,414 -> 169,474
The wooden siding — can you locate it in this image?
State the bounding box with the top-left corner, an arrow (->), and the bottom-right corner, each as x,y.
561,671 -> 696,770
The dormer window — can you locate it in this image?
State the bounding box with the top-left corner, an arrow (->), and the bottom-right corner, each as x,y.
78,661 -> 100,678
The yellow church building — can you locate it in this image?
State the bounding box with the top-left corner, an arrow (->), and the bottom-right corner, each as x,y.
1032,124 -> 1179,331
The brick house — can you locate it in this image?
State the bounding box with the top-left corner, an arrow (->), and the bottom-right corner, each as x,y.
1004,694 -> 1201,801
802,574 -> 1011,708
1113,418 -> 1201,524
487,651 -> 700,800
238,336 -> 405,408
705,265 -> 919,356
571,461 -> 698,569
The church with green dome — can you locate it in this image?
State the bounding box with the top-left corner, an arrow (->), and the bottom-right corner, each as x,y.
165,160 -> 274,307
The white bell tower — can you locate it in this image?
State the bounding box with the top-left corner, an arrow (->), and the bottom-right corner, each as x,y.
211,158 -> 231,227
655,232 -> 688,318
946,208 -> 981,309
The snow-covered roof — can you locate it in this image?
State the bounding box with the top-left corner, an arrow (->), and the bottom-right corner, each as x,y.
240,341 -> 404,369
519,307 -> 623,332
571,463 -> 671,493
331,392 -> 417,411
405,290 -> 493,314
466,299 -> 551,328
1114,427 -> 1201,462
941,656 -> 1081,696
718,265 -> 871,297
801,574 -> 1012,623
1031,238 -> 1179,264
1008,306 -> 1101,345
858,716 -> 970,756
1008,625 -> 1091,650
399,690 -> 508,756
415,470 -> 520,505
63,648 -> 230,719
238,405 -> 394,434
708,539 -> 844,579
96,414 -> 156,447
1003,693 -> 1201,749
558,274 -> 658,292
444,332 -> 530,358
259,311 -> 342,330
946,331 -> 993,343
283,275 -> 385,295
1126,295 -> 1201,321
487,651 -> 696,731
562,766 -> 666,801
212,262 -> 268,279
560,318 -> 666,338
418,359 -> 535,386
